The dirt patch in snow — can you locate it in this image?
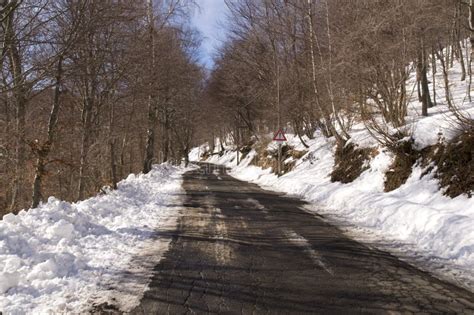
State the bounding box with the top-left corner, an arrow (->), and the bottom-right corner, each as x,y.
239,139 -> 256,161
331,143 -> 376,184
381,130 -> 473,197
421,131 -> 474,198
90,300 -> 121,314
251,141 -> 307,175
384,139 -> 419,192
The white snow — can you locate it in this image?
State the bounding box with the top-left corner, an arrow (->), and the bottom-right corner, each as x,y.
195,51 -> 474,290
0,164 -> 189,314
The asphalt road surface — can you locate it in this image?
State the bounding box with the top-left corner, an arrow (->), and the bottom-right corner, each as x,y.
131,163 -> 474,314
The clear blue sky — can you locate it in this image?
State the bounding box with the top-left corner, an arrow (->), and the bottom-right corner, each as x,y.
191,0 -> 229,69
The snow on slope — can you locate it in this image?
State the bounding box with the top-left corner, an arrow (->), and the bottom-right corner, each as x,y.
191,55 -> 474,290
0,164 -> 188,314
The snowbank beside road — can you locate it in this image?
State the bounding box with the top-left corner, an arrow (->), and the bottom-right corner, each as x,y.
0,164 -> 187,314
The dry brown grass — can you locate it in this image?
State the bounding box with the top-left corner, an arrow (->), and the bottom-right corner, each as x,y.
332,143 -> 377,184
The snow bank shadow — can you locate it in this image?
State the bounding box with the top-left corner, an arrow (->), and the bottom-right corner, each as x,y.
87,228 -> 180,313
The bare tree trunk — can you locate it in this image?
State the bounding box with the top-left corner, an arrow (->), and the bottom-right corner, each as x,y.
467,39 -> 472,102
6,3 -> 28,212
162,114 -> 170,163
417,78 -> 422,102
431,47 -> 437,106
183,145 -> 190,167
119,97 -> 136,178
454,2 -> 466,81
109,139 -> 117,189
418,40 -> 433,116
457,41 -> 466,81
131,134 -> 138,174
57,171 -> 63,200
435,46 -> 454,108
77,26 -> 99,200
306,0 -> 340,142
323,0 -> 350,141
32,57 -> 63,208
108,86 -> 118,189
292,119 -> 309,148
446,45 -> 451,69
77,96 -> 92,200
469,0 -> 474,67
449,7 -> 456,69
143,104 -> 156,173
143,0 -> 156,174
119,136 -> 126,178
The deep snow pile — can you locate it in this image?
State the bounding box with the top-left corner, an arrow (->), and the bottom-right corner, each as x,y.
0,164 -> 187,314
191,55 -> 474,290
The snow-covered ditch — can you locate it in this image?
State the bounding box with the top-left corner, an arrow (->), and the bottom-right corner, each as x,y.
0,164 -> 188,314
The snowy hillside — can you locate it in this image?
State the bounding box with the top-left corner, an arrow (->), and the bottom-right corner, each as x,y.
0,164 -> 188,314
191,58 -> 474,290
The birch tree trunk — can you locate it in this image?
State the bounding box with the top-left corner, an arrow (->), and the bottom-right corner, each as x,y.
469,0 -> 474,62
306,0 -> 336,141
431,47 -> 437,106
323,0 -> 350,141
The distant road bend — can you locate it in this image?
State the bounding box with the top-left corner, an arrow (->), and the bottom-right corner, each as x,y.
131,163 -> 474,314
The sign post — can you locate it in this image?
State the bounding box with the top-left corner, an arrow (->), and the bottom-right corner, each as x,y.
278,143 -> 282,175
273,129 -> 287,176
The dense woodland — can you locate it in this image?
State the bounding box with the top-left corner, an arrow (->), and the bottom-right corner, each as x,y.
0,0 -> 203,215
1,0 -> 474,216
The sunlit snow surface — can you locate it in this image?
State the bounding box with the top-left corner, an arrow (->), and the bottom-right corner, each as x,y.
192,56 -> 474,290
0,164 -> 189,314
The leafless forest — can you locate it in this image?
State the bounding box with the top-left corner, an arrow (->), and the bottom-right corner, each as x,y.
1,0 -> 473,216
0,0 -> 205,215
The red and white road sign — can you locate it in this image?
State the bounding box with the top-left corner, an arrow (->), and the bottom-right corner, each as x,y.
273,129 -> 287,142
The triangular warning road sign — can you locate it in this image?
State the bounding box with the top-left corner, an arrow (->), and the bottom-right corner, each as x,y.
273,129 -> 287,142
